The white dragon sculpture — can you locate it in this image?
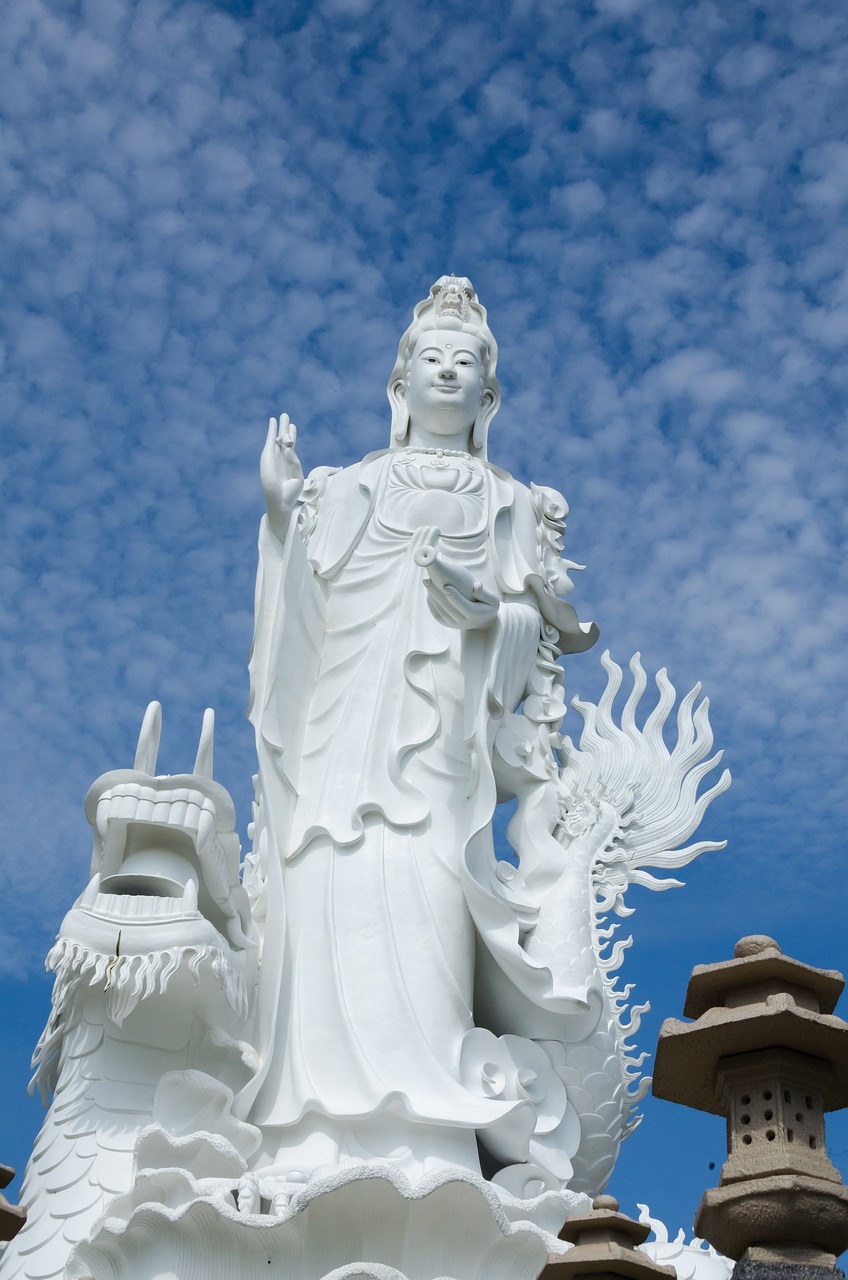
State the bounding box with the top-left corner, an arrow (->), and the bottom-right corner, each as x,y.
0,655 -> 729,1280
1,706 -> 260,1280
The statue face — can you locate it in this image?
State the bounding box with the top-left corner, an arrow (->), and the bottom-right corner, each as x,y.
404,329 -> 485,438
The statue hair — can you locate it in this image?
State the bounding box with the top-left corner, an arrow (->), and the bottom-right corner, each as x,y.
387,277 -> 501,458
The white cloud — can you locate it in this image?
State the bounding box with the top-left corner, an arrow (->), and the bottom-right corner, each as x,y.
552,178 -> 606,219
646,46 -> 702,113
714,44 -> 778,91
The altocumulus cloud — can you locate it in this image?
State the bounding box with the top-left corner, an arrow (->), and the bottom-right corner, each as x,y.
1,0 -> 847,1232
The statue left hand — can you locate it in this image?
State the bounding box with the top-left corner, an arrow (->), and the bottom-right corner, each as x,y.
414,546 -> 500,631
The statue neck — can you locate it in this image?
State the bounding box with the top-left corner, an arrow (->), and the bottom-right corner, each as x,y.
406,423 -> 474,454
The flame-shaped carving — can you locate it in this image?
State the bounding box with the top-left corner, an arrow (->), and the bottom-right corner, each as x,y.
488,652 -> 730,1197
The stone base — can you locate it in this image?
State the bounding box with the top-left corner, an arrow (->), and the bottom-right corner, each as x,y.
732,1260 -> 846,1280
65,1164 -> 589,1280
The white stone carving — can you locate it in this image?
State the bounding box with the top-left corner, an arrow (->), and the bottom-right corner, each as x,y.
478,650 -> 731,1194
0,707 -> 259,1280
66,1165 -> 584,1280
637,1206 -> 733,1280
243,277 -> 601,1194
1,277 -> 730,1280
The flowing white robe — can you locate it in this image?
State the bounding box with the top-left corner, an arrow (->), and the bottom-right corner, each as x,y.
241,448 -> 596,1167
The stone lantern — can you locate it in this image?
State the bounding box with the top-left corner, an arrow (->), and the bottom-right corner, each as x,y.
0,1165 -> 25,1242
540,1195 -> 677,1280
653,935 -> 848,1278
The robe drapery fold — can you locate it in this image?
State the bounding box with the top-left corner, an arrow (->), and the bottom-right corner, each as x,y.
241,449 -> 592,1164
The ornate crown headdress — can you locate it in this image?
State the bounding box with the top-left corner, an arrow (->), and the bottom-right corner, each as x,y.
430,275 -> 475,324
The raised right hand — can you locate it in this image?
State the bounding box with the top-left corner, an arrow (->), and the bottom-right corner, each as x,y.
260,414 -> 304,533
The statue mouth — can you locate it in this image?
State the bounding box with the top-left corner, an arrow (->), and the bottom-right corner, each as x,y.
82,774 -> 253,951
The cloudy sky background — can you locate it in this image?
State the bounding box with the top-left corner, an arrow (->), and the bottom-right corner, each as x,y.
2,0 -> 848,1245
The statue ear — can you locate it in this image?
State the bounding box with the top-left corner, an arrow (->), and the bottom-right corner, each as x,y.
389,378 -> 410,443
472,388 -> 497,453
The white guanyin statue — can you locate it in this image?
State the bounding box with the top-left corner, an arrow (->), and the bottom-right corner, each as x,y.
1,277 -> 731,1280
242,274 -> 599,1182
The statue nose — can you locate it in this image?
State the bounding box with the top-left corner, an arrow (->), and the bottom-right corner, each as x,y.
438,365 -> 456,379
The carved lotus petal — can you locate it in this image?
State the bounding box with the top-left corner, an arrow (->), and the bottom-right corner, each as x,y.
68,1166 -> 569,1280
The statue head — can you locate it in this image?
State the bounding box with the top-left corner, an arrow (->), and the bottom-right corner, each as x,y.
387,276 -> 501,457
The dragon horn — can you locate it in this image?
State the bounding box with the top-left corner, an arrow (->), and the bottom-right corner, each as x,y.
194,707 -> 215,778
133,701 -> 162,775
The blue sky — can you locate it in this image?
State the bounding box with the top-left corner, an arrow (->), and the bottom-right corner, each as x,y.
2,0 -> 847,1249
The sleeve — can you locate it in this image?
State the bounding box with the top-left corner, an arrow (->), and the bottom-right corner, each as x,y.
490,476 -> 599,657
